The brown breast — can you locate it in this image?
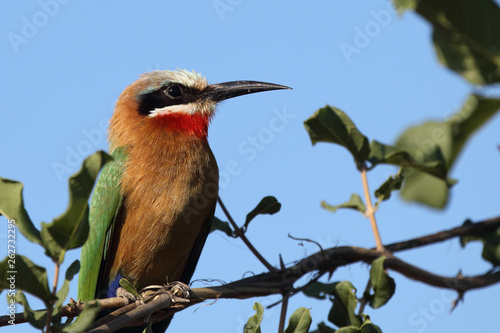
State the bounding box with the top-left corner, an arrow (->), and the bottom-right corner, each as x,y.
106,130 -> 219,289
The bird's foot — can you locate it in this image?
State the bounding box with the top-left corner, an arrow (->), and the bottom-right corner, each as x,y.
167,281 -> 191,299
140,282 -> 191,299
116,287 -> 140,304
140,285 -> 166,298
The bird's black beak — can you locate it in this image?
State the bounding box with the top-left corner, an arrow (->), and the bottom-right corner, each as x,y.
204,81 -> 291,102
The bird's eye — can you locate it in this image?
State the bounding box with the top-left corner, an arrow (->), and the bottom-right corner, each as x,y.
165,85 -> 182,98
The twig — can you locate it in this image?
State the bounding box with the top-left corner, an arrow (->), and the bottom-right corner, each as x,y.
86,300 -> 140,331
358,279 -> 371,315
360,166 -> 385,252
288,234 -> 324,253
217,196 -> 276,272
266,271 -> 326,310
45,262 -> 60,332
278,293 -> 289,333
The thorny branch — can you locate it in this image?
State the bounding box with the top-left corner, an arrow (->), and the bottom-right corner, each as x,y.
2,216 -> 500,330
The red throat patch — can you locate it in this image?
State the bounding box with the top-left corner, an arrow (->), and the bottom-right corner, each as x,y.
153,113 -> 212,140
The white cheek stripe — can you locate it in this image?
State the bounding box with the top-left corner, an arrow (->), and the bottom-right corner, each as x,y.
148,103 -> 197,117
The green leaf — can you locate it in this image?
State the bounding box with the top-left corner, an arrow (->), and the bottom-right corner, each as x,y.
374,173 -> 405,208
244,302 -> 264,333
336,315 -> 382,333
119,278 -> 141,299
41,150 -> 112,262
400,172 -> 450,209
336,326 -> 381,333
328,281 -> 362,328
392,0 -> 416,14
366,257 -> 396,308
336,322 -> 382,332
460,220 -> 500,266
359,316 -> 383,333
337,328 -> 363,333
397,95 -> 500,208
0,255 -> 54,303
359,324 -> 383,333
304,106 -> 370,165
303,281 -> 337,300
15,291 -> 47,330
415,0 -> 500,85
446,95 -> 500,161
0,178 -> 41,245
310,322 -> 337,333
244,196 -> 281,230
285,307 -> 312,333
395,122 -> 451,170
209,216 -> 233,237
62,301 -> 101,332
368,141 -> 448,180
322,194 -> 366,214
40,208 -> 89,265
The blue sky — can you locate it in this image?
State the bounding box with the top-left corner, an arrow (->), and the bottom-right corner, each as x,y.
1,1 -> 499,332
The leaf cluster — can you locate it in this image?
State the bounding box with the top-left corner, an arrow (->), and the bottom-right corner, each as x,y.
0,151 -> 110,332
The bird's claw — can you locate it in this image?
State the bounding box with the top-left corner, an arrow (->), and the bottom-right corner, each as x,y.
167,281 -> 191,299
140,282 -> 190,299
116,287 -> 140,304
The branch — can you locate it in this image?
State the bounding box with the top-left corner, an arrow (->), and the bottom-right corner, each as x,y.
2,216 -> 500,329
384,215 -> 500,252
88,294 -> 174,333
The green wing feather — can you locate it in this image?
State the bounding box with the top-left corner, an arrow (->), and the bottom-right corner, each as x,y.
78,147 -> 127,302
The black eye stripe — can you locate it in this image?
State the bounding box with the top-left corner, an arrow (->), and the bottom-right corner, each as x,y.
137,84 -> 200,116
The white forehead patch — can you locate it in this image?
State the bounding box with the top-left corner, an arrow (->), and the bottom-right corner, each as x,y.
164,69 -> 208,90
138,69 -> 208,97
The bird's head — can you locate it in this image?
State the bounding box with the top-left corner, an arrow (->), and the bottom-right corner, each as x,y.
109,69 -> 290,149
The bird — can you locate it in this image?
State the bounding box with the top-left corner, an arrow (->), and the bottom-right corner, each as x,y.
78,69 -> 289,332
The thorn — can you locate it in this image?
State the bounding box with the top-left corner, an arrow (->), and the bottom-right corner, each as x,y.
450,290 -> 465,313
450,271 -> 465,313
279,254 -> 286,270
